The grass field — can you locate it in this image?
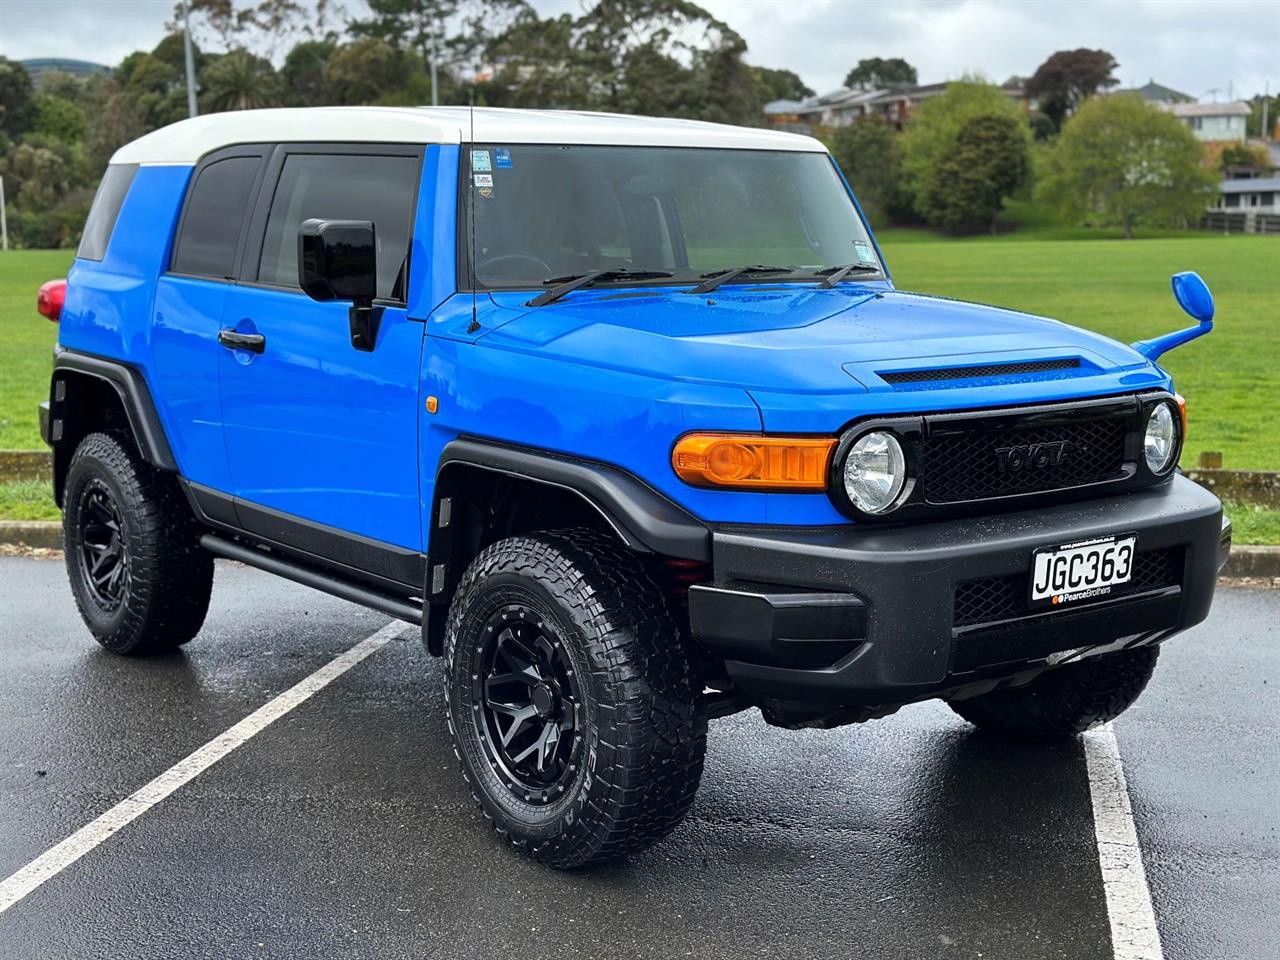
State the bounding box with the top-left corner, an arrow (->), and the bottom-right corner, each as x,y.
2,249 -> 70,450
881,234 -> 1279,471
1,235 -> 1276,526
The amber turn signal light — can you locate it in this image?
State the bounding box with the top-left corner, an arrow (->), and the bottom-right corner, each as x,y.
671,433 -> 836,490
1174,393 -> 1187,441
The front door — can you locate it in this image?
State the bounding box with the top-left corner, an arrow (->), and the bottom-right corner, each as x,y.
218,145 -> 426,553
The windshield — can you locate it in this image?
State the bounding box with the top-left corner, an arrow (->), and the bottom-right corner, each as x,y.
464,145 -> 882,289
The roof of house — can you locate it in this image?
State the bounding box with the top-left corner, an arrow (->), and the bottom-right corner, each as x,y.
1171,101 -> 1250,118
1218,176 -> 1280,193
110,106 -> 826,165
1114,80 -> 1194,103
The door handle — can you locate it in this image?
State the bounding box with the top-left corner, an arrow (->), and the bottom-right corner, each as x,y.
218,329 -> 266,354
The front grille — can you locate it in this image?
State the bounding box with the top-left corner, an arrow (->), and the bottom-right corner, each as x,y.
881,358 -> 1080,385
922,415 -> 1127,504
952,547 -> 1183,628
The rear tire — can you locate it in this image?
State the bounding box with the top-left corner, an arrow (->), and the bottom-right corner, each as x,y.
444,529 -> 706,868
948,646 -> 1160,741
63,432 -> 213,656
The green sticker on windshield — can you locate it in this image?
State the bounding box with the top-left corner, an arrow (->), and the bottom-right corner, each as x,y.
855,241 -> 876,264
472,150 -> 492,172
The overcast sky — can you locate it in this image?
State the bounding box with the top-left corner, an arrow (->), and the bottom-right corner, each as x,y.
1,0 -> 1276,101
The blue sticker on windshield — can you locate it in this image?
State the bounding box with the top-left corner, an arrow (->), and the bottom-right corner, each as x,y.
494,148 -> 512,169
855,241 -> 876,264
472,150 -> 492,172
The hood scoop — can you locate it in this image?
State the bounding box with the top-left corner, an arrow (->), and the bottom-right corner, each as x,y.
876,357 -> 1089,390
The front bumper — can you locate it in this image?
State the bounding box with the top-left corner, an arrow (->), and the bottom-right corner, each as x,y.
689,475 -> 1228,714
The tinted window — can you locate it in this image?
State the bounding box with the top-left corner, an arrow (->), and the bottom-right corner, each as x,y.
172,156 -> 261,278
258,153 -> 419,300
77,164 -> 138,261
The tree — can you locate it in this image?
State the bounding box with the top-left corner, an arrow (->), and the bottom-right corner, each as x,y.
1038,94 -> 1217,239
899,79 -> 1031,214
918,113 -> 1029,233
200,49 -> 280,111
753,66 -> 813,103
0,56 -> 36,139
281,40 -> 337,106
1026,48 -> 1119,132
844,57 -> 916,90
34,95 -> 86,143
349,0 -> 457,76
324,38 -> 409,105
829,117 -> 902,228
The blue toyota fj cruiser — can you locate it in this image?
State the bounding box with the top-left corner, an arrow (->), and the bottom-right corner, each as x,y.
38,107 -> 1230,868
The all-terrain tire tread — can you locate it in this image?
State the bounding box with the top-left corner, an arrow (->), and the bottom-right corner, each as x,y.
63,432 -> 213,655
948,646 -> 1160,741
444,528 -> 706,868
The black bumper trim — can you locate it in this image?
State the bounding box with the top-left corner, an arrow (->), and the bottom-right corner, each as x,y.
692,475 -> 1223,708
688,581 -> 867,669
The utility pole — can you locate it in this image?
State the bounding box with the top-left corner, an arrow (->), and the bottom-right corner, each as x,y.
1264,80 -> 1271,139
430,31 -> 439,106
0,175 -> 8,252
181,0 -> 198,117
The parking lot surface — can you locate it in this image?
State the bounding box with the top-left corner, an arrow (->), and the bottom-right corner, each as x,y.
1,556 -> 1276,959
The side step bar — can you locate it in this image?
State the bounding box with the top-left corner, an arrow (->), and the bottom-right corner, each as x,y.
200,535 -> 424,625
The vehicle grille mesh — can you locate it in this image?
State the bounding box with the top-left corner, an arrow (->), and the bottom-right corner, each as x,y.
922,416 -> 1128,503
880,358 -> 1081,384
952,547 -> 1183,628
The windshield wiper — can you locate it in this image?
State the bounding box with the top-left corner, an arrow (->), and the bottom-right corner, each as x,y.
687,264 -> 794,295
813,263 -> 880,288
527,268 -> 674,307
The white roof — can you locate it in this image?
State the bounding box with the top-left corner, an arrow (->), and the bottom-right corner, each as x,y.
1169,101 -> 1250,118
111,106 -> 826,165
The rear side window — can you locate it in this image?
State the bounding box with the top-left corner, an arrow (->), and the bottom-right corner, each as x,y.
172,155 -> 262,279
77,164 -> 138,261
257,153 -> 419,301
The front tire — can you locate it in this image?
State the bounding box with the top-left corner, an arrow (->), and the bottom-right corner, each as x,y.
948,646 -> 1160,741
444,530 -> 706,868
63,432 -> 213,656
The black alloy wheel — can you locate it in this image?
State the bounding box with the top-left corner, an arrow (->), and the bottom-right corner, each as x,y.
75,477 -> 130,612
63,431 -> 214,656
472,605 -> 582,805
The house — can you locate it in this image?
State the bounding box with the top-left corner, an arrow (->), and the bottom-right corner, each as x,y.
1204,176 -> 1280,234
764,80 -> 1027,134
1112,79 -> 1194,106
1168,101 -> 1250,143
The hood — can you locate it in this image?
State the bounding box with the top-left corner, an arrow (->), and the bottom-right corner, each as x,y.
477,283 -> 1163,398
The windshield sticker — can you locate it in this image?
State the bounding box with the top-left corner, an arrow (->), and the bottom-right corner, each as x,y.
494,147 -> 513,169
473,173 -> 493,187
471,150 -> 492,172
854,241 -> 876,264
477,186 -> 494,200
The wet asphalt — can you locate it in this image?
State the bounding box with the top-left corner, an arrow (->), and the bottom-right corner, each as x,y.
0,556 -> 1276,960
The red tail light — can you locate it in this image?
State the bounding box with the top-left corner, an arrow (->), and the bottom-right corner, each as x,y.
37,279 -> 67,322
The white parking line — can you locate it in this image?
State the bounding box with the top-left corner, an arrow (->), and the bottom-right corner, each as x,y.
0,620 -> 407,915
1084,722 -> 1165,960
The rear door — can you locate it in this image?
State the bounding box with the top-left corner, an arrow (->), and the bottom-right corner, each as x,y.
218,144 -> 426,553
153,146 -> 268,493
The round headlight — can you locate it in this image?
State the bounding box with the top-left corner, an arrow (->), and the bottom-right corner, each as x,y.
843,431 -> 907,514
1144,402 -> 1178,474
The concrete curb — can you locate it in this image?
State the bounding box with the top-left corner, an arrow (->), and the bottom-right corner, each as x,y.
1,520 -> 1277,577
0,520 -> 61,549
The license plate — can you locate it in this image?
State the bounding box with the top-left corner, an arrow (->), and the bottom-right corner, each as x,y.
1029,534 -> 1136,609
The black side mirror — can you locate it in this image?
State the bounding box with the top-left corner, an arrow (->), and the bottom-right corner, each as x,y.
297,218 -> 381,351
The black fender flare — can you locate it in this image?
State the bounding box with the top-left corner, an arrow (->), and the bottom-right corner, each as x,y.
48,348 -> 176,470
423,438 -> 710,654
433,437 -> 709,562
